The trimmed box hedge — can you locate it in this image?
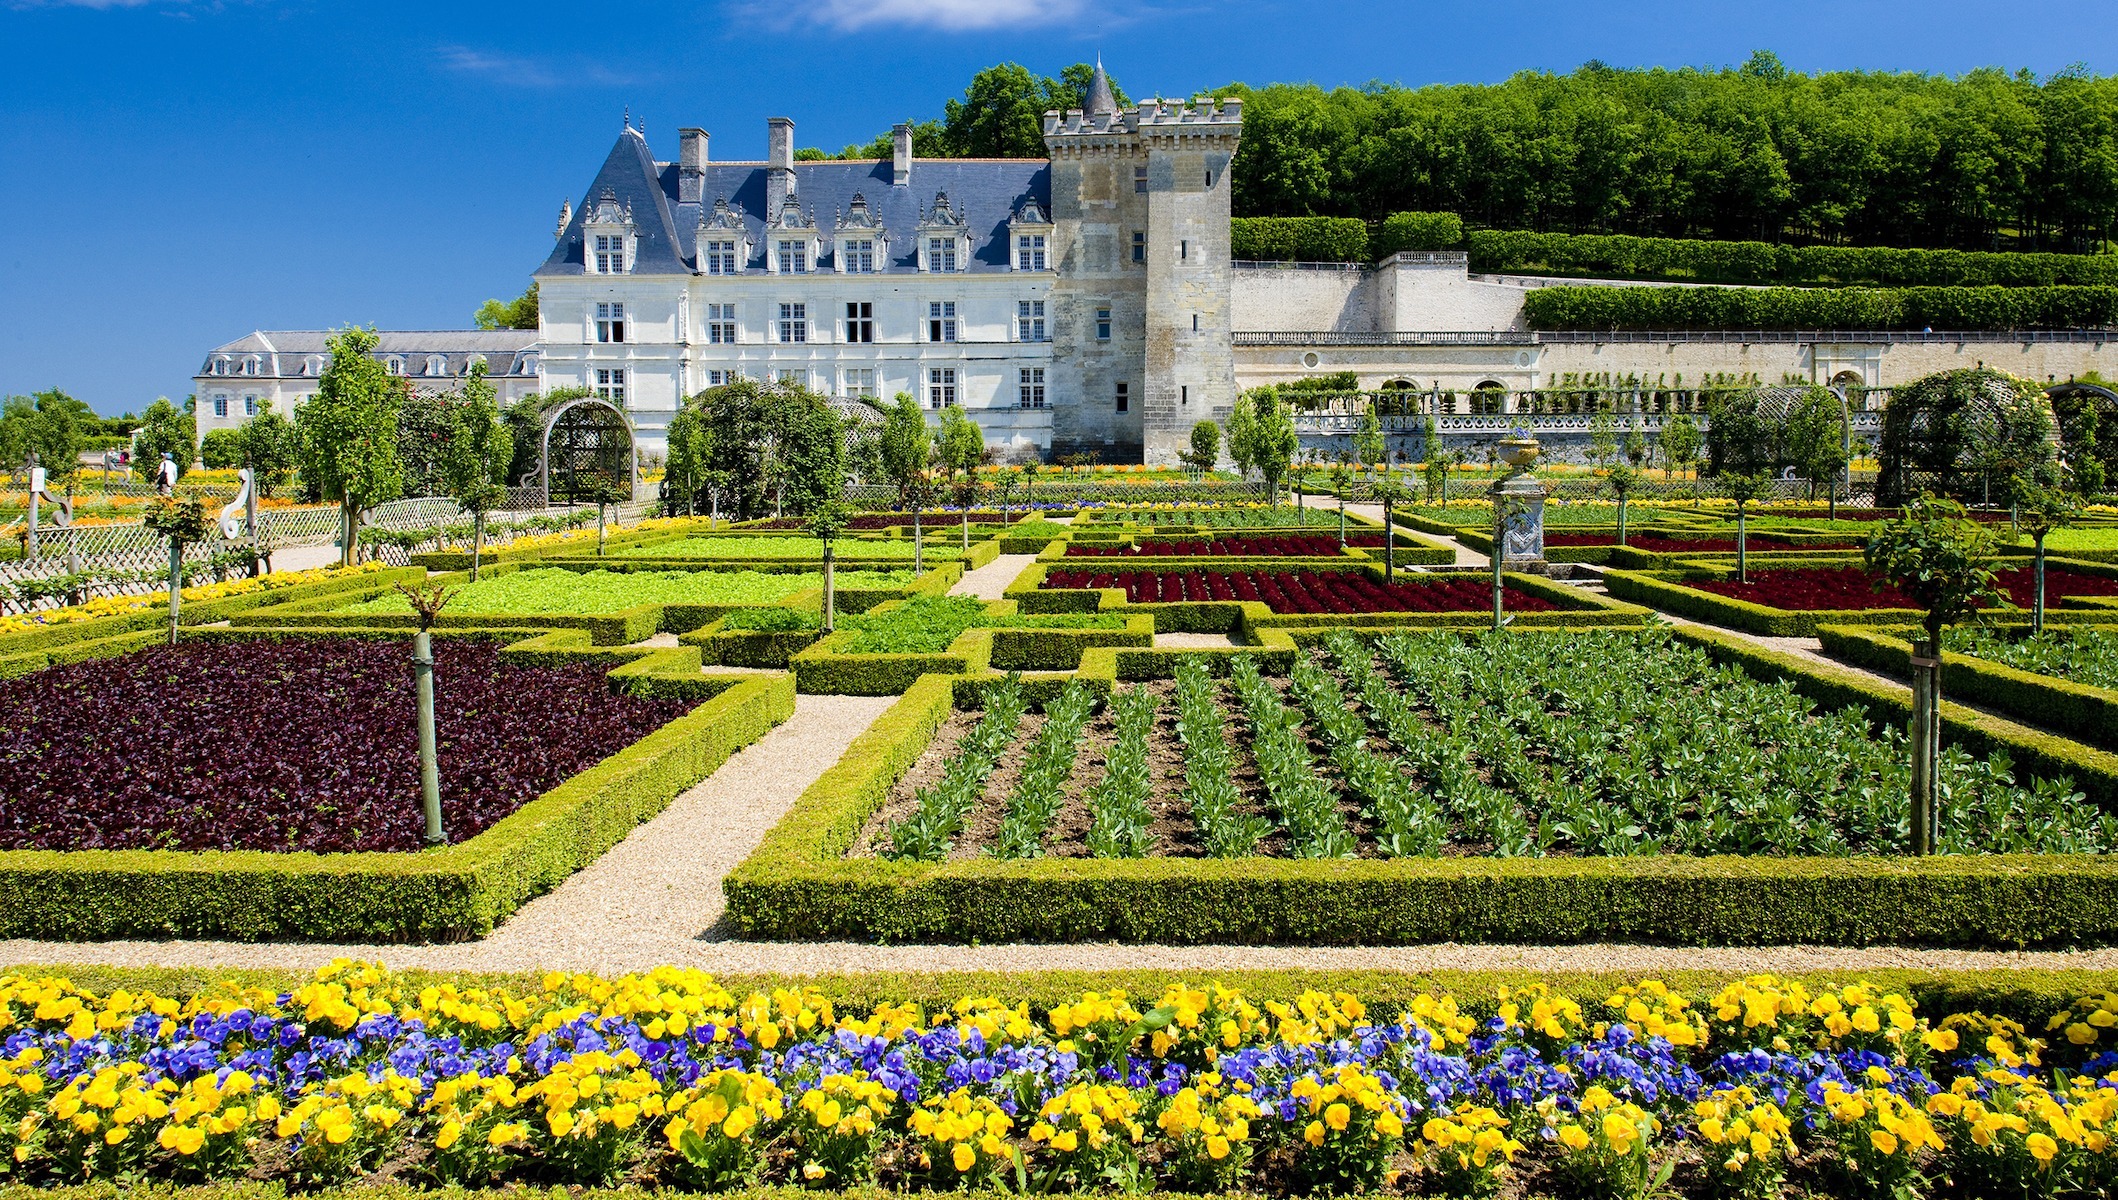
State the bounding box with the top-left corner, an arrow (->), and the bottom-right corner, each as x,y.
0,565 -> 423,661
786,611 -> 1154,694
725,627 -> 2118,947
1468,227 -> 2118,289
1818,622 -> 2118,752
0,630 -> 795,942
1524,282 -> 2118,332
1604,558 -> 2118,637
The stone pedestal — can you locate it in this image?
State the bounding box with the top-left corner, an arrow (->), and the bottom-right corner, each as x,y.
1491,432 -> 1549,572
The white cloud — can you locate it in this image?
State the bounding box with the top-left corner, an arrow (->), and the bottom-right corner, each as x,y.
436,45 -> 643,88
751,0 -> 1086,32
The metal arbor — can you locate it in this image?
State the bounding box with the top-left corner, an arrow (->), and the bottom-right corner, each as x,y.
538,398 -> 639,504
1701,386 -> 1851,488
2049,381 -> 2118,492
1875,369 -> 2057,507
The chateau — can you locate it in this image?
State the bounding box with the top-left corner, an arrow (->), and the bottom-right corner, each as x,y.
196,63 -> 2118,465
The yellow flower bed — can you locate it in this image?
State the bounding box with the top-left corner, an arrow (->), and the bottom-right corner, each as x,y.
0,562 -> 389,636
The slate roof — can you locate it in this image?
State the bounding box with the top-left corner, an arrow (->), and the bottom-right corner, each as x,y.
537,129 -> 1051,278
198,331 -> 539,379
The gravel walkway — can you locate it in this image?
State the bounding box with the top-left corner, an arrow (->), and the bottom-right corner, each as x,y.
951,554 -> 1038,600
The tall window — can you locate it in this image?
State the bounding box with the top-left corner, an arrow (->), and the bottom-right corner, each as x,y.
843,368 -> 877,399
211,395 -> 228,418
707,303 -> 737,344
596,302 -> 626,343
1115,381 -> 1129,413
426,354 -> 447,376
1015,234 -> 1047,270
595,368 -> 626,403
926,237 -> 956,272
1016,300 -> 1046,342
1096,307 -> 1112,340
594,234 -> 626,273
927,301 -> 956,343
385,358 -> 403,376
777,239 -> 807,274
928,368 -> 957,409
1018,368 -> 1045,409
243,396 -> 257,417
707,369 -> 735,387
843,239 -> 875,273
1134,166 -> 1148,193
705,240 -> 737,274
1131,231 -> 1146,263
845,302 -> 874,343
777,302 -> 808,343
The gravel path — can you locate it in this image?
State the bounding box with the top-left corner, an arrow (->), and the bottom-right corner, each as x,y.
952,554 -> 1038,600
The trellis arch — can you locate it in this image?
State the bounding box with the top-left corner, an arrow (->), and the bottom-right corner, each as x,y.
1875,368 -> 2057,507
539,398 -> 639,504
1701,386 -> 1852,480
2049,381 -> 2118,492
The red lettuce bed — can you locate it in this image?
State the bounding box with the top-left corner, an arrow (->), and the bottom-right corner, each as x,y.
1064,534 -> 1385,557
1685,565 -> 2118,611
0,638 -> 694,854
1039,567 -> 1560,614
1544,533 -> 1859,552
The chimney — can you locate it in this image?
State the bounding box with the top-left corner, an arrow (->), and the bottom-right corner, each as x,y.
678,127 -> 708,203
892,122 -> 913,186
766,116 -> 795,216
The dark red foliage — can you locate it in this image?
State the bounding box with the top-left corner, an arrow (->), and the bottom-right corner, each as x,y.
1543,533 -> 1858,552
1749,508 -> 2014,523
1064,535 -> 1384,557
1685,565 -> 2118,611
1040,567 -> 1559,614
0,638 -> 694,854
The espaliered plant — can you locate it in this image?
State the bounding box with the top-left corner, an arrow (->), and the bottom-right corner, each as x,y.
1085,686 -> 1156,858
1229,655 -> 1353,858
884,674 -> 1026,861
993,683 -> 1097,859
1169,656 -> 1269,857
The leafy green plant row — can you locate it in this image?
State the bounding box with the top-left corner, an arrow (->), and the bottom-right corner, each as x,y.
1469,228 -> 2118,289
1171,657 -> 1270,857
1085,687 -> 1157,858
1228,655 -> 1352,857
1523,283 -> 2118,331
994,682 -> 1096,858
1292,639 -> 1449,856
884,676 -> 1027,861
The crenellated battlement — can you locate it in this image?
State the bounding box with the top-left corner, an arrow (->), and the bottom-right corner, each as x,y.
1042,96 -> 1243,140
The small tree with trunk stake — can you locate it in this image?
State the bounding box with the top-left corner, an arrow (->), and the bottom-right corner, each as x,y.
806,501 -> 851,633
1607,463 -> 1640,547
935,407 -> 984,550
585,478 -> 626,556
1370,470 -> 1410,584
1184,420 -> 1221,477
1662,413 -> 1702,482
1226,398 -> 1259,480
1864,495 -> 2005,856
2011,470 -> 2081,634
1354,408 -> 1385,480
395,580 -> 453,846
141,497 -> 212,645
1328,462 -> 1353,548
1719,471 -> 1772,584
440,362 -> 512,581
1251,390 -> 1297,507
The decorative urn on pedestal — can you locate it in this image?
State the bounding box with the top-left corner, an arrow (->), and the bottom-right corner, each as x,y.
1490,427 -> 1549,571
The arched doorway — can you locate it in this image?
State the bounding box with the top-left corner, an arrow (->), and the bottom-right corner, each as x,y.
1470,380 -> 1507,416
539,398 -> 639,504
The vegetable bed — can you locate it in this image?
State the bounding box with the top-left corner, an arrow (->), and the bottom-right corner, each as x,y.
1948,625 -> 2118,690
331,567 -> 914,615
0,638 -> 693,853
619,536 -> 961,560
1545,533 -> 1859,552
1064,534 -> 1386,556
1689,565 -> 2118,611
1041,567 -> 1560,614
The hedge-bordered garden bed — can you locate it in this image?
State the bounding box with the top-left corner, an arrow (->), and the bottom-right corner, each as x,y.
1818,622 -> 2118,751
1605,557 -> 2118,636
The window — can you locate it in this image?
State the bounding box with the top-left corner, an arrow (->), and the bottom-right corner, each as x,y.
1180,239 -> 1188,261
212,395 -> 228,418
1192,313 -> 1199,331
385,358 -> 403,376
305,355 -> 323,376
1015,233 -> 1047,270
843,368 -> 877,398
1017,300 -> 1046,342
1134,166 -> 1148,193
1181,385 -> 1189,406
212,357 -> 228,376
777,302 -> 808,343
596,302 -> 626,343
927,301 -> 956,343
1115,382 -> 1129,413
926,237 -> 956,273
520,355 -> 539,375
707,303 -> 737,344
1096,308 -> 1112,340
595,368 -> 625,403
928,368 -> 957,409
426,354 -> 447,376
1131,231 -> 1146,263
777,239 -> 807,274
705,240 -> 737,274
845,302 -> 873,343
707,369 -> 735,387
243,357 -> 259,376
1018,368 -> 1045,409
778,368 -> 808,388
594,234 -> 626,273
243,396 -> 257,417
843,239 -> 875,273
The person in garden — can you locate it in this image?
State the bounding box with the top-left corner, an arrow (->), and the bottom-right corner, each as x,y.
155,452 -> 178,496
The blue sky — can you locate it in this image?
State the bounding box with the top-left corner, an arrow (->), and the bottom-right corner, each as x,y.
2,0 -> 2112,416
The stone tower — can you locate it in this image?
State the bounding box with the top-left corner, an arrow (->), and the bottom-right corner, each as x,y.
1045,69 -> 1242,465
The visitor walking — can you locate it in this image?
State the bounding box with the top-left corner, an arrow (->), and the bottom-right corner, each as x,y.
155,452 -> 178,496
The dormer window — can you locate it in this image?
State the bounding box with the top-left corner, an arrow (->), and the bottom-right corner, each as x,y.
243,356 -> 261,376
466,354 -> 486,374
834,193 -> 887,274
582,188 -> 638,275
385,357 -> 404,376
842,239 -> 875,273
697,196 -> 748,275
926,237 -> 957,273
594,235 -> 626,273
918,192 -> 968,273
212,357 -> 229,376
425,354 -> 447,376
305,355 -> 323,376
705,240 -> 737,274
596,302 -> 626,343
1016,234 -> 1047,271
776,239 -> 808,274
518,355 -> 539,375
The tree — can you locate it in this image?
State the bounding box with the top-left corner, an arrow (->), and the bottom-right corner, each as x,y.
0,390 -> 92,486
141,496 -> 211,645
1327,462 -> 1353,547
934,407 -> 984,550
1720,470 -> 1772,583
393,580 -> 454,846
473,283 -> 539,331
1661,413 -> 1702,481
686,379 -> 846,521
1184,420 -> 1222,474
1353,408 -> 1385,478
1421,427 -> 1450,503
1247,388 -> 1298,505
1370,471 -> 1411,583
938,62 -> 1129,158
296,327 -> 406,567
132,397 -> 196,482
1226,395 -> 1260,479
1607,463 -> 1640,546
1784,387 -> 1850,516
806,501 -> 852,632
440,362 -> 514,581
1864,495 -> 2006,856
238,410 -> 299,497
199,428 -> 244,470
877,392 -> 934,571
1588,405 -> 1618,470
2011,471 -> 2082,633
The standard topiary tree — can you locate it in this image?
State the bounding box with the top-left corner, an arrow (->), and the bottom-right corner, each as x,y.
237,409 -> 298,497
1720,470 -> 1772,583
439,362 -> 513,580
141,496 -> 212,645
394,580 -> 454,846
2011,470 -> 2082,634
1353,408 -> 1385,479
1184,419 -> 1221,476
1370,470 -> 1410,584
806,500 -> 851,633
878,392 -> 933,569
935,407 -> 983,550
297,327 -> 406,567
1226,397 -> 1259,480
1864,495 -> 2005,856
1607,462 -> 1640,546
1784,386 -> 1850,517
1328,462 -> 1353,548
1661,412 -> 1702,482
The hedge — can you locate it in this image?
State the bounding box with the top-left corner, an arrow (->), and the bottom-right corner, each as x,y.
0,565 -> 423,661
1523,283 -> 2118,331
725,626 -> 2118,946
1469,228 -> 2118,289
1603,557 -> 2118,637
1818,622 -> 2118,751
1372,211 -> 1464,256
0,632 -> 796,942
1229,216 -> 1368,263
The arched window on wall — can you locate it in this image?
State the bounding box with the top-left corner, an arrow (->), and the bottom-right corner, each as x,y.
1471,379 -> 1507,416
1831,370 -> 1871,410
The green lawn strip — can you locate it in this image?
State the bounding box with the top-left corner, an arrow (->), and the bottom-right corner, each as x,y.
0,629 -> 795,941
330,566 -> 913,615
615,535 -> 967,560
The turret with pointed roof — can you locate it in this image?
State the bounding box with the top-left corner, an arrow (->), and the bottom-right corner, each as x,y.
1084,59 -> 1118,118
